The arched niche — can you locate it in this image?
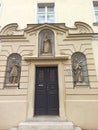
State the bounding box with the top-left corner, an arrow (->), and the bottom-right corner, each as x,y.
71,52 -> 89,87
38,29 -> 54,56
4,53 -> 22,88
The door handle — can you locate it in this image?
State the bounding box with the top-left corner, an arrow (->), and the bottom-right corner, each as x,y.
38,84 -> 44,87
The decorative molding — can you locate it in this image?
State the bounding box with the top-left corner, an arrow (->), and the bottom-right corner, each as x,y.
24,56 -> 69,61
56,32 -> 64,35
4,83 -> 19,88
70,22 -> 94,34
0,22 -> 94,37
0,23 -> 24,35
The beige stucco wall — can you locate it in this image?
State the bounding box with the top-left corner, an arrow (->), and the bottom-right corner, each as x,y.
0,0 -> 98,77
0,0 -> 98,129
0,90 -> 27,129
66,92 -> 98,129
0,0 -> 96,29
92,39 -> 98,79
0,23 -> 98,130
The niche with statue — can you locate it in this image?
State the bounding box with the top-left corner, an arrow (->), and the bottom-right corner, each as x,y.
38,29 -> 54,56
4,53 -> 21,88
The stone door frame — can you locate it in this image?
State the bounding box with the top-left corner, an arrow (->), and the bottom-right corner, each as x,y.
25,57 -> 67,118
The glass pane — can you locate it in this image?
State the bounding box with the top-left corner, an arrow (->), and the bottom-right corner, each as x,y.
94,5 -> 98,10
38,15 -> 45,23
95,12 -> 98,22
38,7 -> 45,12
47,6 -> 54,12
47,14 -> 54,23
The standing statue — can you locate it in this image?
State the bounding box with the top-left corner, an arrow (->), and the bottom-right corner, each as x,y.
42,35 -> 51,53
9,58 -> 20,84
73,58 -> 83,84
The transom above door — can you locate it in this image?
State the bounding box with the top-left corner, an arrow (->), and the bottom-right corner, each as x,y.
34,66 -> 59,115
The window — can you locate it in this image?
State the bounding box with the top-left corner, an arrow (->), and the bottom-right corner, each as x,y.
93,1 -> 98,22
37,3 -> 55,23
71,52 -> 89,87
0,1 -> 2,16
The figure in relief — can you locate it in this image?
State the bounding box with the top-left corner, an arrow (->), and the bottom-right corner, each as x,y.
9,58 -> 20,84
73,58 -> 83,84
42,35 -> 51,53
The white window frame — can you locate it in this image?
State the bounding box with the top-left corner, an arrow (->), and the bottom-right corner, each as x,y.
37,3 -> 55,24
93,1 -> 98,22
0,0 -> 3,17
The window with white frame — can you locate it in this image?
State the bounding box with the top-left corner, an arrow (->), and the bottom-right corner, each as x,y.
0,1 -> 2,16
37,3 -> 55,23
93,1 -> 98,22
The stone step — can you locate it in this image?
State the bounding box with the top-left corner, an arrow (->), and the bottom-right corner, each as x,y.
18,122 -> 74,130
25,116 -> 67,122
11,127 -> 81,130
10,127 -> 17,130
11,116 -> 82,130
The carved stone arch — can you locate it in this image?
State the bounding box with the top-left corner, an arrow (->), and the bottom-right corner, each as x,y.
71,52 -> 89,87
4,53 -> 22,87
0,23 -> 18,35
38,29 -> 54,56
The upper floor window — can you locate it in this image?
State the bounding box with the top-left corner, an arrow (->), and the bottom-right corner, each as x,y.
37,3 -> 55,23
93,1 -> 98,22
0,1 -> 2,16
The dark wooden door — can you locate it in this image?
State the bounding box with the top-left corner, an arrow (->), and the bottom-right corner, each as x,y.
34,67 -> 59,115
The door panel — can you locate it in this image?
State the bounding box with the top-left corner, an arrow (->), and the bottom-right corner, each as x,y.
34,67 -> 59,115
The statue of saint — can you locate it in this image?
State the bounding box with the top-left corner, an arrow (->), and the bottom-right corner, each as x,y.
73,58 -> 83,84
9,58 -> 20,84
42,35 -> 51,53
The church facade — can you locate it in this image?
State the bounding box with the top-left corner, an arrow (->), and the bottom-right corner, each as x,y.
0,0 -> 98,130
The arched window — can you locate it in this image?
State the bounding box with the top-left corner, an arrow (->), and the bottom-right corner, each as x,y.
71,52 -> 89,86
38,29 -> 54,56
4,53 -> 22,87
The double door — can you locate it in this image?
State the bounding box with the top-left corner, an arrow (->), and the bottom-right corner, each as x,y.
34,67 -> 59,115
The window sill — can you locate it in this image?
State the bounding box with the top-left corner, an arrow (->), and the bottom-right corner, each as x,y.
93,22 -> 98,26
